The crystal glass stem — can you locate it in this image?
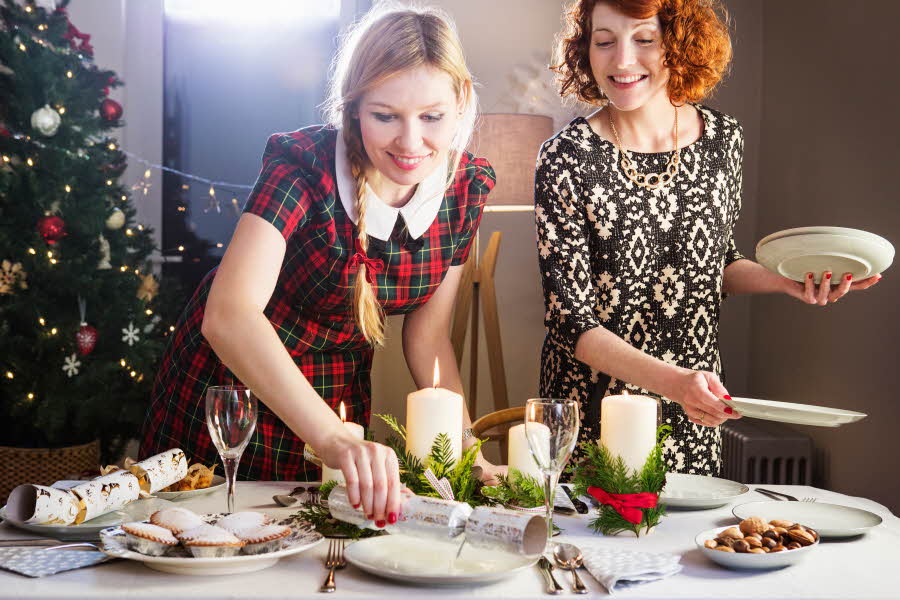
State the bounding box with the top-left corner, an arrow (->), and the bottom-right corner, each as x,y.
223,456 -> 239,513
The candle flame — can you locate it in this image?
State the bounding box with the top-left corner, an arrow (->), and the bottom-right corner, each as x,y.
339,401 -> 346,422
432,358 -> 440,388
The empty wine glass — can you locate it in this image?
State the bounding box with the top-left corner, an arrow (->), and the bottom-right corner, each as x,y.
205,385 -> 257,513
525,398 -> 580,546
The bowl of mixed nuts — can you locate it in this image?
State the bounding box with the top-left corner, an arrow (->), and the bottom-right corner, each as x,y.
695,516 -> 819,570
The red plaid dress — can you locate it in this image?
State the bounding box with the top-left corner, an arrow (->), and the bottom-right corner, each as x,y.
139,126 -> 495,480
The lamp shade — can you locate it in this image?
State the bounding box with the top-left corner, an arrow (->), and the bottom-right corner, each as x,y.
468,114 -> 554,206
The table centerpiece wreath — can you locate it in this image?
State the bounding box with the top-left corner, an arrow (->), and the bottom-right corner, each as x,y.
568,425 -> 671,536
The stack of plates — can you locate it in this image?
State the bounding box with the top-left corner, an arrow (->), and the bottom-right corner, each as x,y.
756,226 -> 893,284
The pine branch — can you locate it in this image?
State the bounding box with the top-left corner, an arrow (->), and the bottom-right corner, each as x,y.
374,413 -> 407,441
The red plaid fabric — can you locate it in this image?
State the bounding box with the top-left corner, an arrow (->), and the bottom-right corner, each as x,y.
140,126 -> 495,480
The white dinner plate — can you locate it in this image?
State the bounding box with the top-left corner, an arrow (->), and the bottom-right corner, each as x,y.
756,226 -> 894,251
155,475 -> 226,501
659,473 -> 749,509
695,525 -> 817,570
344,534 -> 538,586
0,497 -> 176,541
99,515 -> 323,575
722,397 -> 866,427
756,230 -> 893,284
732,501 -> 882,538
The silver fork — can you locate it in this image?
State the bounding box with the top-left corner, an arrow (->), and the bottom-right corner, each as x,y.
307,486 -> 321,505
319,538 -> 346,593
755,488 -> 817,502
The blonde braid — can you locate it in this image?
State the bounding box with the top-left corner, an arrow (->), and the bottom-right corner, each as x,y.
344,127 -> 385,347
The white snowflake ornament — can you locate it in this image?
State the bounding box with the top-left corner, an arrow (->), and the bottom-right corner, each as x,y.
62,353 -> 81,377
122,322 -> 139,346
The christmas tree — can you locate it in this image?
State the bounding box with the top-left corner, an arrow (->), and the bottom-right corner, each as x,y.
0,0 -> 181,460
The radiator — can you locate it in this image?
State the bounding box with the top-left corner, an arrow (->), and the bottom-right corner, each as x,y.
720,419 -> 813,485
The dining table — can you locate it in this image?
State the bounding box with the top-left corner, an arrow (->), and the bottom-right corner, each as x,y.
0,481 -> 897,599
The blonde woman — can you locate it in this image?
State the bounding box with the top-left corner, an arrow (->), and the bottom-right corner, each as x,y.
140,7 -> 498,527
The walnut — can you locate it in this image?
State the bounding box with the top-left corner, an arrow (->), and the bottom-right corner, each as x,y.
739,516 -> 768,536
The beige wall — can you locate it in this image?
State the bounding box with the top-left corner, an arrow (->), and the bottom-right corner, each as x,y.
750,1 -> 900,512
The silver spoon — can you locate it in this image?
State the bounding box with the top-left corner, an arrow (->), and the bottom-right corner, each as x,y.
553,542 -> 588,594
272,486 -> 306,507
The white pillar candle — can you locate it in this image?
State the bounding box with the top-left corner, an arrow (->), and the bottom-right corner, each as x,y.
507,423 -> 549,480
322,402 -> 366,485
599,393 -> 658,473
406,387 -> 463,462
406,361 -> 463,462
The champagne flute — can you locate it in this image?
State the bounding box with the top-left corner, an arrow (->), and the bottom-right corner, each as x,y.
205,385 -> 258,513
525,398 -> 580,546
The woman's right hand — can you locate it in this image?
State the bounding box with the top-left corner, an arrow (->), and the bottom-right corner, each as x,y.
319,434 -> 402,527
665,369 -> 741,427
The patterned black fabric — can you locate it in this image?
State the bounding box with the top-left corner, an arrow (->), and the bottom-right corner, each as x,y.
534,105 -> 744,476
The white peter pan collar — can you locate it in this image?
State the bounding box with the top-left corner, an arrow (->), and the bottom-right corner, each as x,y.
335,132 -> 447,242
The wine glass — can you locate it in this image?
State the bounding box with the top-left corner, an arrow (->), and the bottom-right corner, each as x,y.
524,398 -> 580,546
205,385 -> 258,513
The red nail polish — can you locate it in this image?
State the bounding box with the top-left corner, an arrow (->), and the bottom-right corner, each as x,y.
807,273 -> 813,279
724,395 -> 732,400
366,514 -> 374,520
388,512 -> 397,524
352,503 -> 360,509
877,275 -> 883,281
725,407 -> 734,415
846,275 -> 852,281
375,519 -> 386,528
825,273 -> 832,280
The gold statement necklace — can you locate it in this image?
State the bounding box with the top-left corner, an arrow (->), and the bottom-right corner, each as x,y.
608,106 -> 680,190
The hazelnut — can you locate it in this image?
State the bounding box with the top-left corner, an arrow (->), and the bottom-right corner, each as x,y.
744,536 -> 763,549
762,537 -> 777,549
770,544 -> 786,553
704,539 -> 718,549
720,527 -> 743,540
762,530 -> 780,541
748,548 -> 766,554
739,516 -> 768,536
787,541 -> 802,550
770,519 -> 795,528
715,536 -> 734,547
732,540 -> 751,553
715,545 -> 736,553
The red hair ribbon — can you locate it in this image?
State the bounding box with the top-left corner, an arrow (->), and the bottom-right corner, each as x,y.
587,486 -> 658,524
349,239 -> 384,286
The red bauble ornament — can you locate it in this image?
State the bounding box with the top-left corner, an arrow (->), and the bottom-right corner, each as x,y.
100,98 -> 123,121
76,323 -> 98,356
37,215 -> 66,244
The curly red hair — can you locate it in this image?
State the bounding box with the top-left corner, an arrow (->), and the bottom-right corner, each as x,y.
553,0 -> 731,105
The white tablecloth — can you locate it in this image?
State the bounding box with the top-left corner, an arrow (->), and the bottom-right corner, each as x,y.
1,482 -> 897,599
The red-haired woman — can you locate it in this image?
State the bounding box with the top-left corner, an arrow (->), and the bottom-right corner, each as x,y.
536,0 -> 881,475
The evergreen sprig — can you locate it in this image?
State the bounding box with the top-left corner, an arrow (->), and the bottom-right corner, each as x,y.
480,468 -> 544,508
569,425 -> 672,536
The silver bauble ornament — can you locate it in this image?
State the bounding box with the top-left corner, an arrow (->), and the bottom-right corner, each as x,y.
105,208 -> 126,230
30,105 -> 61,137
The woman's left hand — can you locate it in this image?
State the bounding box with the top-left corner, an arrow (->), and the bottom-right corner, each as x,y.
784,271 -> 882,306
473,455 -> 507,486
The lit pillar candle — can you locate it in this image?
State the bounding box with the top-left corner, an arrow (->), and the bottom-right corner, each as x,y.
599,392 -> 658,473
405,360 -> 463,463
507,423 -> 549,480
321,402 -> 365,485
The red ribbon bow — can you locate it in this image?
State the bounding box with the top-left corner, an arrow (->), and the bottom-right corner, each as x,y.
349,239 -> 384,286
63,20 -> 93,56
587,486 -> 658,524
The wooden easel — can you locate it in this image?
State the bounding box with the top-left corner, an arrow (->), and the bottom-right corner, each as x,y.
451,231 -> 509,418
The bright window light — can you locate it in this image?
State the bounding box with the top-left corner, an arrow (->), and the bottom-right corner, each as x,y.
165,0 -> 340,25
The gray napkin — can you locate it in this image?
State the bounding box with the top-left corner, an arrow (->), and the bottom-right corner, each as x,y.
580,545 -> 682,594
0,547 -> 113,577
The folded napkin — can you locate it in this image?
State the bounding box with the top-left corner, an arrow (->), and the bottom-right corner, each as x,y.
0,547 -> 113,578
580,545 -> 681,594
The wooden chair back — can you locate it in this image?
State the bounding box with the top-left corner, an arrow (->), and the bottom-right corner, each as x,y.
471,406 -> 525,464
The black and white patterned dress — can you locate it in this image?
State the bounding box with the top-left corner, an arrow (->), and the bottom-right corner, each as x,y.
534,105 -> 744,476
